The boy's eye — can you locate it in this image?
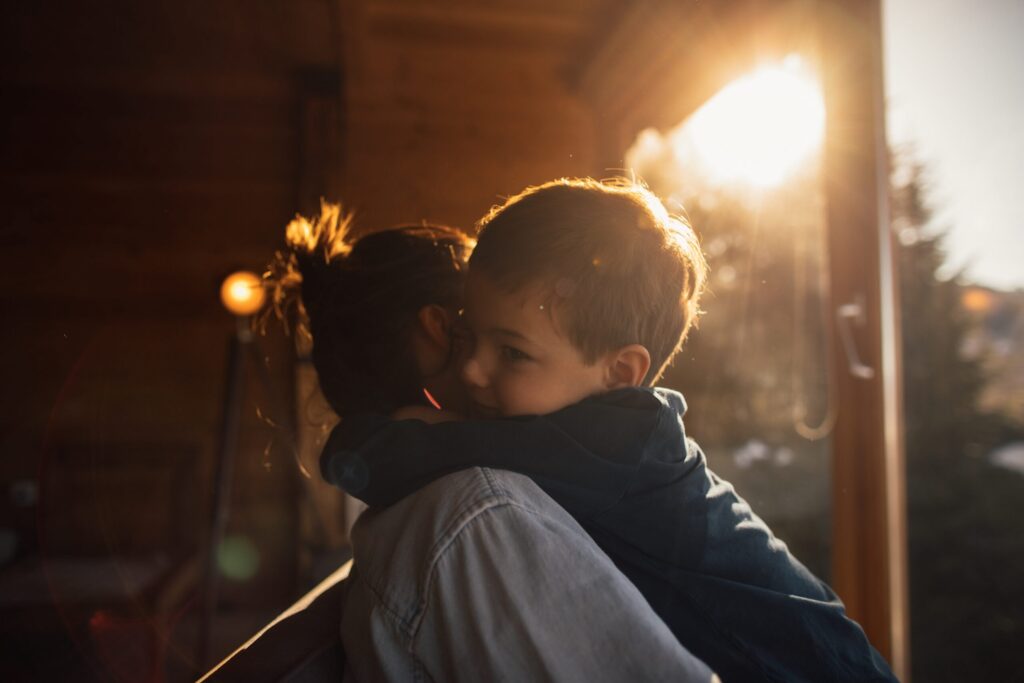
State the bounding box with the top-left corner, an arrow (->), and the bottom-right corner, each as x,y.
501,345 -> 532,362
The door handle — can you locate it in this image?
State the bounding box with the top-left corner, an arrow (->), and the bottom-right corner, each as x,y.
836,296 -> 876,380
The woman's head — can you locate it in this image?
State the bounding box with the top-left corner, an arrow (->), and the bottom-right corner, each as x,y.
266,203 -> 475,417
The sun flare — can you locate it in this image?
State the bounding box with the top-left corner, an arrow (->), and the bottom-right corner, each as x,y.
681,59 -> 825,188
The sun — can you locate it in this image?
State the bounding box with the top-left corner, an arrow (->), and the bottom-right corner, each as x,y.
680,58 -> 825,188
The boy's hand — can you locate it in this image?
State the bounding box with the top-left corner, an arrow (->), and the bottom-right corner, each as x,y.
391,405 -> 464,424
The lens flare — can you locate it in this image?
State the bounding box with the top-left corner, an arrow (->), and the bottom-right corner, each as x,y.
216,535 -> 260,581
680,58 -> 825,188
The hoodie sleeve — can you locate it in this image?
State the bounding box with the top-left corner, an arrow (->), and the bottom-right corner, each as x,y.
320,388 -> 664,518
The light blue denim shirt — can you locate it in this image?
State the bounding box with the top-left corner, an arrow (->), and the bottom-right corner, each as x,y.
340,466 -> 717,682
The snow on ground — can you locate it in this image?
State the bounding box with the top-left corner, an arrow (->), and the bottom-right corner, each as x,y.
989,442 -> 1024,476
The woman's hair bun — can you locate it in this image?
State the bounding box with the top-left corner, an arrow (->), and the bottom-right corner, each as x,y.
261,201 -> 474,417
262,201 -> 355,338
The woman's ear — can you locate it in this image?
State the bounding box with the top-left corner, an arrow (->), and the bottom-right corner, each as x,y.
604,344 -> 652,389
413,304 -> 453,377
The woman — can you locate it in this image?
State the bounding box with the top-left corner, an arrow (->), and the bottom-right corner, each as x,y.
261,202 -> 716,682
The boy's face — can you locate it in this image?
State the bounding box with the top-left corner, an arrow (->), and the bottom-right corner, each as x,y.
459,270 -> 610,417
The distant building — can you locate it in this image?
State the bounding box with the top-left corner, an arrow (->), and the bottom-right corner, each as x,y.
960,286 -> 1024,420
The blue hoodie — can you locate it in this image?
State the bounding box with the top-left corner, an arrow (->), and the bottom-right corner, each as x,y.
322,387 -> 898,683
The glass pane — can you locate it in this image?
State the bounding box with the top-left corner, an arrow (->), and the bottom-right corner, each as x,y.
624,57 -> 833,581
885,1 -> 1024,676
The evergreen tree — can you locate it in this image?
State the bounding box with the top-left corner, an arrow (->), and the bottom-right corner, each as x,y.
892,157 -> 990,465
892,152 -> 1024,683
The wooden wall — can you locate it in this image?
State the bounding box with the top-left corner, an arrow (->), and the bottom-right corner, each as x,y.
337,0 -> 606,232
0,0 -> 338,638
0,3 -> 615,673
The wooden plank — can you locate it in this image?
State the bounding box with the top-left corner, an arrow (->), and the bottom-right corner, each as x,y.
0,176 -> 294,249
2,123 -> 295,184
365,0 -> 595,53
1,85 -> 292,126
1,0 -> 335,75
0,243 -> 275,314
2,89 -> 295,183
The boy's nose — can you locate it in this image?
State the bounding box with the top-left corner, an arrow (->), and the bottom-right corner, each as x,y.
461,354 -> 489,389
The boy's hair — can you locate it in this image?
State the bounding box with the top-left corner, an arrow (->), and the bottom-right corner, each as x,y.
265,202 -> 475,416
471,178 -> 706,385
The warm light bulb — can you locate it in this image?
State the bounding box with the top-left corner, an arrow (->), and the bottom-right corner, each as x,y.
220,271 -> 266,317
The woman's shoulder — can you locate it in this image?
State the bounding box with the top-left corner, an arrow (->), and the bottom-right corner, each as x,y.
346,467 -> 591,621
353,466 -> 583,546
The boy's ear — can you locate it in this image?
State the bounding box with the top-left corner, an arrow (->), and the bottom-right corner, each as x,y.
604,344 -> 651,389
413,304 -> 453,377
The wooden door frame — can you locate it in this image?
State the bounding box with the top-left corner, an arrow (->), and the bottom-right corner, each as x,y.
820,0 -> 909,677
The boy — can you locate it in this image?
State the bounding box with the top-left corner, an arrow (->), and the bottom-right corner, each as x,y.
324,179 -> 897,682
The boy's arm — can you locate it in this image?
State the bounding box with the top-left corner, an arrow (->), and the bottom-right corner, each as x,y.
320,388 -> 662,515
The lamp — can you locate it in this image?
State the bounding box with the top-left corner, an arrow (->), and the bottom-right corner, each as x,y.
219,271 -> 266,317
198,270 -> 266,670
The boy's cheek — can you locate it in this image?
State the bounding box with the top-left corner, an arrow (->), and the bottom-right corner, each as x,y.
498,382 -> 557,417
